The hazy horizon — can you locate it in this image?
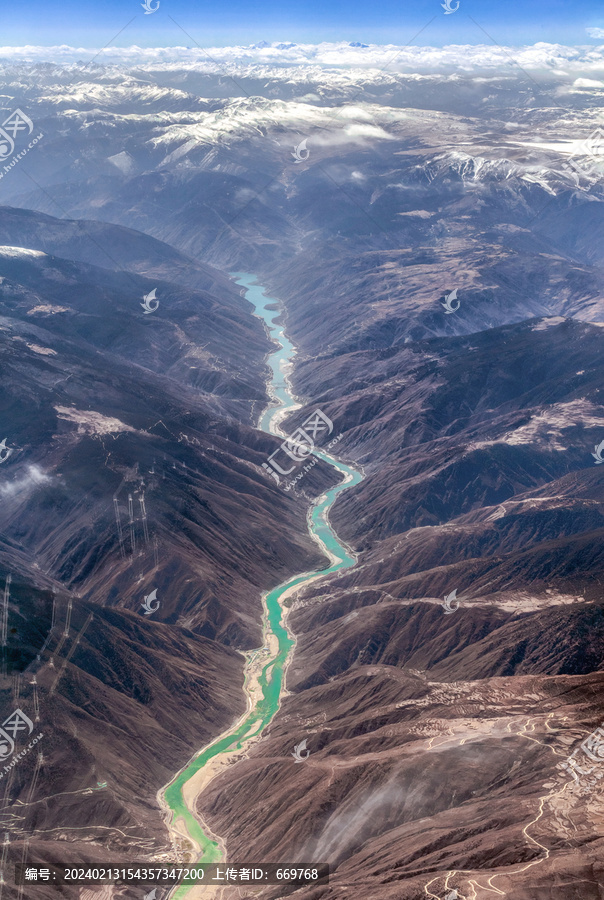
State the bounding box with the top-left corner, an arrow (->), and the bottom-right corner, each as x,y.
2,0 -> 604,52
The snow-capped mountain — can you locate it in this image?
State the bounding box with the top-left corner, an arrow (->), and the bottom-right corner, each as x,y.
1,40 -> 604,900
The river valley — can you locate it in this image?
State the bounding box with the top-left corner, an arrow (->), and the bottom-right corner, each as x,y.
160,274 -> 363,898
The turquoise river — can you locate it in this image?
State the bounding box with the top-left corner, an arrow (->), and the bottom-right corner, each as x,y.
161,274 -> 363,897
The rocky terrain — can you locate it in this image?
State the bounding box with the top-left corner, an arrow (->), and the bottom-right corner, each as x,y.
199,318 -> 604,900
0,215 -> 334,898
0,42 -> 603,900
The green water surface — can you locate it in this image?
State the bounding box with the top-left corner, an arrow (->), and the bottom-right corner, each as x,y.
162,274 -> 362,897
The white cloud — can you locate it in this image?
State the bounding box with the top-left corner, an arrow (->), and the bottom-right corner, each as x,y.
572,77 -> 604,88
586,28 -> 604,39
2,42 -> 604,80
0,465 -> 50,497
344,123 -> 395,140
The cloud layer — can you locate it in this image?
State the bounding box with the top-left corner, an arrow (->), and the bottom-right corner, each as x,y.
1,41 -> 604,79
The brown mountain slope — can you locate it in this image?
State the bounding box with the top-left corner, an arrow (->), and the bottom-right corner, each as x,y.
201,666 -> 604,900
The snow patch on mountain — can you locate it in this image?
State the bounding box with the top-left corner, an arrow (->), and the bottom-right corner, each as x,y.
0,246 -> 46,259
502,400 -> 604,450
54,407 -> 137,435
148,98 -> 402,153
26,343 -> 57,356
532,317 -> 567,331
26,304 -> 70,316
38,81 -> 207,110
426,152 -> 522,183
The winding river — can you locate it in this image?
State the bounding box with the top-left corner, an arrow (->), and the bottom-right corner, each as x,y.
160,274 -> 363,897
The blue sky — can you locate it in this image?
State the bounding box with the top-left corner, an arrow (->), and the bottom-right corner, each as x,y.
2,0 -> 604,48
